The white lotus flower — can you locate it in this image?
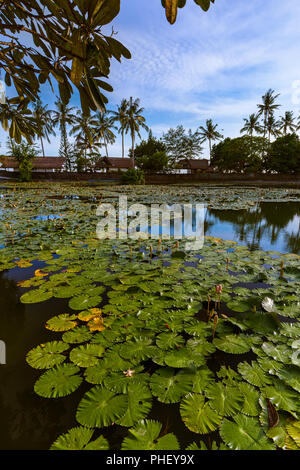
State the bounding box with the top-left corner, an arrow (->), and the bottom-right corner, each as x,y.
262,297 -> 274,313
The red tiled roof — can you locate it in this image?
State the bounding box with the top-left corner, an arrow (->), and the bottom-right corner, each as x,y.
0,157 -> 66,169
178,159 -> 209,170
95,157 -> 134,169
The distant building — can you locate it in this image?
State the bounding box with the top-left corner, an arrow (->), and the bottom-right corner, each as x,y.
0,157 -> 66,172
177,158 -> 210,174
94,157 -> 134,172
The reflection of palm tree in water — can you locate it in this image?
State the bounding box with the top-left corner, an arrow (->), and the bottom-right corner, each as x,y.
207,202 -> 300,253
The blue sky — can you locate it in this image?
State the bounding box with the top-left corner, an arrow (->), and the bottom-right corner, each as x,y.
1,0 -> 300,158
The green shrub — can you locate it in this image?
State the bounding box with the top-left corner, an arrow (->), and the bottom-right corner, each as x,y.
8,141 -> 40,181
121,168 -> 145,185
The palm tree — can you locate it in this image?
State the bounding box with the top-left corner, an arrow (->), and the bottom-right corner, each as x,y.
32,98 -> 55,157
266,113 -> 281,141
125,97 -> 149,163
110,99 -> 129,158
198,119 -> 223,158
240,113 -> 263,138
257,89 -> 281,139
52,98 -> 77,169
279,111 -> 297,135
0,97 -> 37,144
94,111 -> 117,157
70,111 -> 98,159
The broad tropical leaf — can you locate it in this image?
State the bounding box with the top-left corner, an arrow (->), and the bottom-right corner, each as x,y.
34,364 -> 82,398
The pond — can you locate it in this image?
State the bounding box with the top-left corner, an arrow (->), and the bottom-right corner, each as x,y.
0,184 -> 300,451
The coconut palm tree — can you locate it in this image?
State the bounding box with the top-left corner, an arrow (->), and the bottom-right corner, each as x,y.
110,99 -> 129,158
125,97 -> 149,163
32,98 -> 55,157
198,119 -> 223,158
0,97 -> 37,144
70,111 -> 98,159
240,114 -> 263,138
266,113 -> 281,141
257,89 -> 281,138
52,98 -> 77,168
94,111 -> 117,157
278,111 -> 297,135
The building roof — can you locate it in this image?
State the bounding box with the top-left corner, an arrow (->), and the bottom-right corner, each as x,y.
178,159 -> 210,170
95,157 -> 134,169
0,157 -> 66,170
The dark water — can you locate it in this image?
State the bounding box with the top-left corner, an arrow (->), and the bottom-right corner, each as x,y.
0,202 -> 299,450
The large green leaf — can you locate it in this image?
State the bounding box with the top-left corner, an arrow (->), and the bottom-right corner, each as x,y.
214,334 -> 251,354
76,386 -> 128,427
150,368 -> 193,404
121,420 -> 180,450
238,361 -> 272,387
205,383 -> 244,417
46,313 -> 78,332
180,393 -> 222,434
50,427 -> 109,450
116,383 -> 152,427
26,341 -> 69,369
220,414 -> 276,450
70,344 -> 105,367
34,364 -> 82,398
264,379 -> 300,414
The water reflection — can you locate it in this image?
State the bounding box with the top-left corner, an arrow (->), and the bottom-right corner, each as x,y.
206,202 -> 300,254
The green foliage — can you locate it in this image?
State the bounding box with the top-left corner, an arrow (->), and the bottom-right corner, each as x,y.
266,134 -> 300,173
121,168 -> 145,185
8,140 -> 40,181
34,363 -> 82,398
220,414 -> 276,450
50,427 -> 109,450
0,0 -> 130,135
162,125 -> 203,168
136,151 -> 169,173
211,136 -> 268,173
121,420 -> 180,450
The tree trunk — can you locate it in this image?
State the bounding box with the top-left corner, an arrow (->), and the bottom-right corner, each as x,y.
131,131 -> 135,166
122,129 -> 125,158
40,137 -> 45,157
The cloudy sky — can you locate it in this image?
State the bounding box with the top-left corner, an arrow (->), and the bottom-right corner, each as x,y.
2,0 -> 300,158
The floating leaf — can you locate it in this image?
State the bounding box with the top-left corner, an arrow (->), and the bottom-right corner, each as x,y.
117,383 -> 152,427
76,386 -> 128,428
180,393 -> 222,434
150,368 -> 193,404
220,414 -> 275,450
214,334 -> 251,354
50,427 -> 109,450
206,383 -> 244,417
70,344 -> 105,367
121,420 -> 180,450
34,364 -> 82,398
46,313 -> 78,332
26,341 -> 68,369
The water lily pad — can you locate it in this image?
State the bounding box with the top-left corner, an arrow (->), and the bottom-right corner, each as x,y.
76,386 -> 128,428
34,364 -> 82,398
220,414 -> 275,450
50,427 -> 109,450
180,393 -> 222,434
70,344 -> 105,367
121,420 -> 179,450
214,334 -> 251,354
46,313 -> 78,332
150,368 -> 193,404
26,341 -> 69,369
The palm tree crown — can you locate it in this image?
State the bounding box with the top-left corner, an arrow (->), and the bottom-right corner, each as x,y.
32,98 -> 55,157
125,97 -> 149,162
94,111 -> 117,157
198,119 -> 223,157
240,114 -> 262,137
279,111 -> 297,135
257,89 -> 281,138
109,99 -> 129,158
